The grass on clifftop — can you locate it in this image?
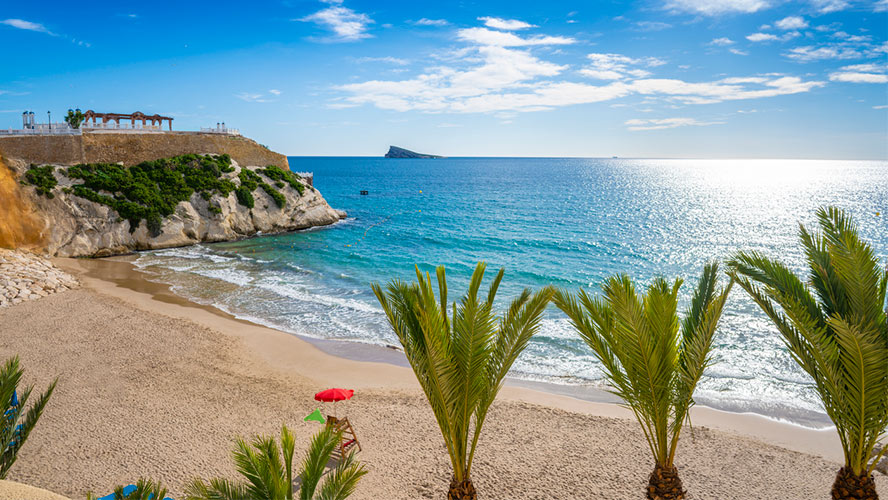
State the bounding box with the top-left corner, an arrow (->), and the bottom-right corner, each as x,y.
57,154 -> 300,236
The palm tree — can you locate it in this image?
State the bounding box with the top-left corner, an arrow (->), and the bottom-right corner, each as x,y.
185,425 -> 367,500
0,356 -> 57,479
372,262 -> 553,500
554,263 -> 732,500
728,206 -> 887,500
86,479 -> 169,500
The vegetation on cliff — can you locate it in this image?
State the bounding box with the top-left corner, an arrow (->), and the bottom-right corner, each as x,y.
44,153 -> 303,236
23,165 -> 58,198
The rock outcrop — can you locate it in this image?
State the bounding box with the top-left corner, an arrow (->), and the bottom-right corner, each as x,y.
0,249 -> 78,308
384,146 -> 444,159
1,157 -> 346,258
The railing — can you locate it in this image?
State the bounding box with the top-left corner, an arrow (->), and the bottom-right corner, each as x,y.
0,125 -> 80,136
82,122 -> 164,131
200,126 -> 241,136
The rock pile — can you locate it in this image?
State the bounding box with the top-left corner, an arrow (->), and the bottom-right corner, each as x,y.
0,250 -> 78,308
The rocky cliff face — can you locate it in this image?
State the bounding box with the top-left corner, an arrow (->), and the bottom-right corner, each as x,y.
2,157 -> 346,258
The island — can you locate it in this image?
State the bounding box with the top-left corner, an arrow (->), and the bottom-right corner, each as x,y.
384,145 -> 444,159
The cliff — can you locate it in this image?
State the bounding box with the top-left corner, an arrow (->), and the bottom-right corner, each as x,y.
0,146 -> 345,257
0,131 -> 288,168
384,146 -> 444,159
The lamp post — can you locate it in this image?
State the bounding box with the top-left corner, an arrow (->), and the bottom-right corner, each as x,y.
47,111 -> 51,131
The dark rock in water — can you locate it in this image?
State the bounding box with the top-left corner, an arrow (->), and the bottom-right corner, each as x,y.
384,146 -> 444,159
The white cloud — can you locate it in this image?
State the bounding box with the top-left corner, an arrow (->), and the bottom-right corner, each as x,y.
873,104 -> 888,109
580,53 -> 666,80
830,72 -> 888,83
748,31 -> 801,42
456,27 -> 575,46
810,0 -> 850,13
730,48 -> 750,55
478,17 -> 536,30
627,76 -> 825,104
236,93 -> 270,103
356,56 -> 409,65
414,18 -> 449,27
875,0 -> 888,11
665,0 -> 770,15
775,16 -> 807,30
747,33 -> 778,42
710,37 -> 735,45
635,21 -> 672,31
300,3 -> 373,41
268,89 -> 282,95
0,19 -> 54,34
785,44 -> 861,61
625,117 -> 723,131
829,63 -> 888,83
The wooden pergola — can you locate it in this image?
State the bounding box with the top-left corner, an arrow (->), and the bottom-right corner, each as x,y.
82,110 -> 174,131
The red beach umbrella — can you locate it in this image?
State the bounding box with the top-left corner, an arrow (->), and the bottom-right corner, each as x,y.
314,388 -> 354,402
314,388 -> 354,419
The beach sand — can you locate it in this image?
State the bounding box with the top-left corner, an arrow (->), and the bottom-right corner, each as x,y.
0,257 -> 883,499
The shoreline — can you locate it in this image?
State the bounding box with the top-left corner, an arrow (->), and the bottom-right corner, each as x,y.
59,255 -> 842,462
119,250 -> 834,430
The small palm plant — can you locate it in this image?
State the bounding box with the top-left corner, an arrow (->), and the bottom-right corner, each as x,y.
728,206 -> 888,500
0,356 -> 57,479
185,425 -> 366,500
86,479 -> 169,500
554,263 -> 732,500
372,262 -> 553,500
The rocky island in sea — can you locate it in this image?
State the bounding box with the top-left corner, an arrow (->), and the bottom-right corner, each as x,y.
384,145 -> 444,159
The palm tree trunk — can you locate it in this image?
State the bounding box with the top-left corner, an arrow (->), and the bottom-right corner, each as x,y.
447,476 -> 476,500
831,467 -> 878,499
646,464 -> 685,500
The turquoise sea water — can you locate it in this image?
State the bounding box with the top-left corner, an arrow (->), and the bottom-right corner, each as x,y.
134,157 -> 888,426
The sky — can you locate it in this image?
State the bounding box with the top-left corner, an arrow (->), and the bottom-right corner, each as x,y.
1,1 -> 886,159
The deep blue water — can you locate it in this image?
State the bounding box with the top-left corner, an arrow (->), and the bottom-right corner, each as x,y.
134,157 -> 888,425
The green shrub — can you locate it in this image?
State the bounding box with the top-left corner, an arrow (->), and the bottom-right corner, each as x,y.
235,186 -> 254,209
67,154 -> 238,235
259,165 -> 305,196
23,165 -> 57,198
260,183 -> 286,208
208,204 -> 222,215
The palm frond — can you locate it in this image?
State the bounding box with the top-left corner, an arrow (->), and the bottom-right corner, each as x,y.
729,206 -> 888,477
373,262 -> 553,490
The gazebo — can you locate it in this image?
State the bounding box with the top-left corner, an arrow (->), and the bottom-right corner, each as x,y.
82,110 -> 174,131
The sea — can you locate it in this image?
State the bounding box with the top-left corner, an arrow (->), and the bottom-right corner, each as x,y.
132,157 -> 888,427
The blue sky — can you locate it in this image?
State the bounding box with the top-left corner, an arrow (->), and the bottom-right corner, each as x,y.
1,1 -> 886,159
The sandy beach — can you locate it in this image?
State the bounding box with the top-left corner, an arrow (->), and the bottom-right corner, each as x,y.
0,256 -> 883,499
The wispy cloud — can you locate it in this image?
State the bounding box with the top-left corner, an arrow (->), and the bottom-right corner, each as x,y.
355,56 -> 409,65
710,37 -> 735,45
810,0 -> 850,13
785,44 -> 860,61
829,63 -> 888,83
635,21 -> 672,31
236,91 -> 280,103
747,31 -> 799,42
413,18 -> 449,27
1,18 -> 55,35
478,17 -> 536,30
730,48 -> 750,55
625,117 -> 723,131
299,1 -> 373,42
665,0 -> 771,15
580,53 -> 665,80
456,27 -> 575,47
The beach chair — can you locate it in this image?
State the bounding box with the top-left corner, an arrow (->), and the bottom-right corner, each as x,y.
325,415 -> 361,459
